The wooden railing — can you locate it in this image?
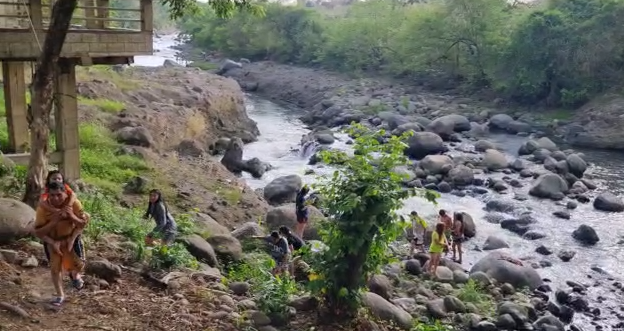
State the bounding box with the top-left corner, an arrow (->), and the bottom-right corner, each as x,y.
0,0 -> 152,32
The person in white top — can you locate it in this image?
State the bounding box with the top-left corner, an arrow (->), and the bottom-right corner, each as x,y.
409,211 -> 428,255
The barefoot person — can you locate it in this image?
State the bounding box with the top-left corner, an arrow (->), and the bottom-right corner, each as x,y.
40,171 -> 86,272
451,212 -> 465,264
295,186 -> 310,238
409,211 -> 427,255
34,182 -> 89,306
428,222 -> 449,275
144,189 -> 178,246
438,209 -> 453,255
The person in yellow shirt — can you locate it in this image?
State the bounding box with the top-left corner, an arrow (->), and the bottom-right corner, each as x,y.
428,222 -> 449,275
409,211 -> 427,255
33,182 -> 89,306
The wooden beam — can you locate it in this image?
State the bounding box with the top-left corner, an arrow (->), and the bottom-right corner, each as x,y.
140,0 -> 153,32
1,61 -> 29,153
83,0 -> 97,29
54,60 -> 80,181
3,151 -> 63,165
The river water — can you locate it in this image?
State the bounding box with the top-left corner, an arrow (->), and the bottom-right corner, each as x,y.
139,37 -> 624,329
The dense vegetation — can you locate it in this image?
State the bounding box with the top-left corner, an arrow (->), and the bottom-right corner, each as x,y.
178,0 -> 624,108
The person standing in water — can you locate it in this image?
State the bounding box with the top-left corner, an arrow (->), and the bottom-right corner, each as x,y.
409,211 -> 427,255
144,189 -> 178,245
428,222 -> 449,275
451,213 -> 465,264
295,186 -> 310,238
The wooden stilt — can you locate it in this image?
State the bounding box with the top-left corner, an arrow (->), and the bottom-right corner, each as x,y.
54,60 -> 80,181
1,61 -> 29,153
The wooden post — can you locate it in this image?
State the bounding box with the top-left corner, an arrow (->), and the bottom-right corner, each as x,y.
83,0 -> 97,29
96,0 -> 108,29
54,60 -> 80,181
140,0 -> 153,32
2,61 -> 29,153
29,0 -> 43,29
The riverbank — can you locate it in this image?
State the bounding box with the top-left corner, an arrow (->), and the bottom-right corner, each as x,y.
173,43 -> 624,330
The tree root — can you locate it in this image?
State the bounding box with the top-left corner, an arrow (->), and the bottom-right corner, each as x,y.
0,302 -> 38,323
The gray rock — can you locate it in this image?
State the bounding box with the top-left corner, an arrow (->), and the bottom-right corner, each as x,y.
529,173 -> 569,200
470,251 -> 543,290
572,224 -> 599,245
263,175 -> 303,205
474,140 -> 497,152
362,292 -> 413,330
593,192 -> 624,212
419,155 -> 453,175
483,235 -> 509,251
368,274 -> 392,300
483,149 -> 509,170
447,165 -> 474,187
405,132 -> 446,159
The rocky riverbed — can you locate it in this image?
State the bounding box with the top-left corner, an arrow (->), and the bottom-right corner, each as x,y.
198,58 -> 624,331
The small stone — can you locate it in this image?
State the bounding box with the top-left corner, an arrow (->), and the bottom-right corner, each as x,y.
21,256 -> 39,268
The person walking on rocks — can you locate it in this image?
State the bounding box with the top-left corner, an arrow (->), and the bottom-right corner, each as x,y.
34,182 -> 89,306
295,186 -> 310,238
428,222 -> 449,275
451,212 -> 465,264
409,211 -> 427,255
144,189 -> 177,246
438,209 -> 453,255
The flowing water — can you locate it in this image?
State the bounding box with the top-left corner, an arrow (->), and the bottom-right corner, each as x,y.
139,37 -> 624,329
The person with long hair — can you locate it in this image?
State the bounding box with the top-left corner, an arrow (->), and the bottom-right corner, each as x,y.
144,189 -> 178,245
428,222 -> 449,275
451,212 -> 465,264
39,170 -> 86,289
295,185 -> 310,238
34,182 -> 89,306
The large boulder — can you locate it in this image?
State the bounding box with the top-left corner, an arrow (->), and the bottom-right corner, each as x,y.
182,234 -> 219,267
470,251 -> 543,290
528,173 -> 568,200
264,204 -> 324,240
535,137 -> 558,152
459,212 -> 476,238
447,165 -> 474,187
593,192 -> 624,212
361,292 -> 413,330
566,154 -> 587,178
115,126 -> 154,147
193,212 -> 230,237
0,199 -> 36,244
488,114 -> 531,134
205,234 -> 243,263
263,175 -> 303,205
427,114 -> 471,139
419,155 -> 453,175
483,149 -> 508,170
405,132 -> 446,159
220,138 -> 245,174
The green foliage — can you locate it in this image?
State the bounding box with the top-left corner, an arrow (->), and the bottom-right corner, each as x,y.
305,123 -> 438,316
412,320 -> 453,331
79,123 -> 150,196
150,243 -> 199,270
179,0 -> 624,108
78,97 -> 125,113
82,193 -> 198,270
225,253 -> 298,320
456,279 -> 496,317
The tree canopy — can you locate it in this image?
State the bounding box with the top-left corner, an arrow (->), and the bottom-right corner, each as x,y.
178,0 -> 624,108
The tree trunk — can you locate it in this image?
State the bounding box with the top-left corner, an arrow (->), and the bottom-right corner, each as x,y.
22,0 -> 78,208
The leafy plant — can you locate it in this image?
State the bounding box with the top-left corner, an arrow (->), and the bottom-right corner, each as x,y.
150,242 -> 199,270
456,279 -> 496,317
305,123 -> 438,318
255,272 -> 299,324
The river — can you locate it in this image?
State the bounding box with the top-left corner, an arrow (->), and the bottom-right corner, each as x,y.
139,36 -> 624,329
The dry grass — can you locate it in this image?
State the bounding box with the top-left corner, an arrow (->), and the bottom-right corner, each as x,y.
76,66 -> 141,92
185,111 -> 207,138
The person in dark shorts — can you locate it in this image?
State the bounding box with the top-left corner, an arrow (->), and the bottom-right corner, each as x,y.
451,212 -> 465,264
279,226 -> 304,253
295,186 -> 310,238
409,211 -> 427,255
